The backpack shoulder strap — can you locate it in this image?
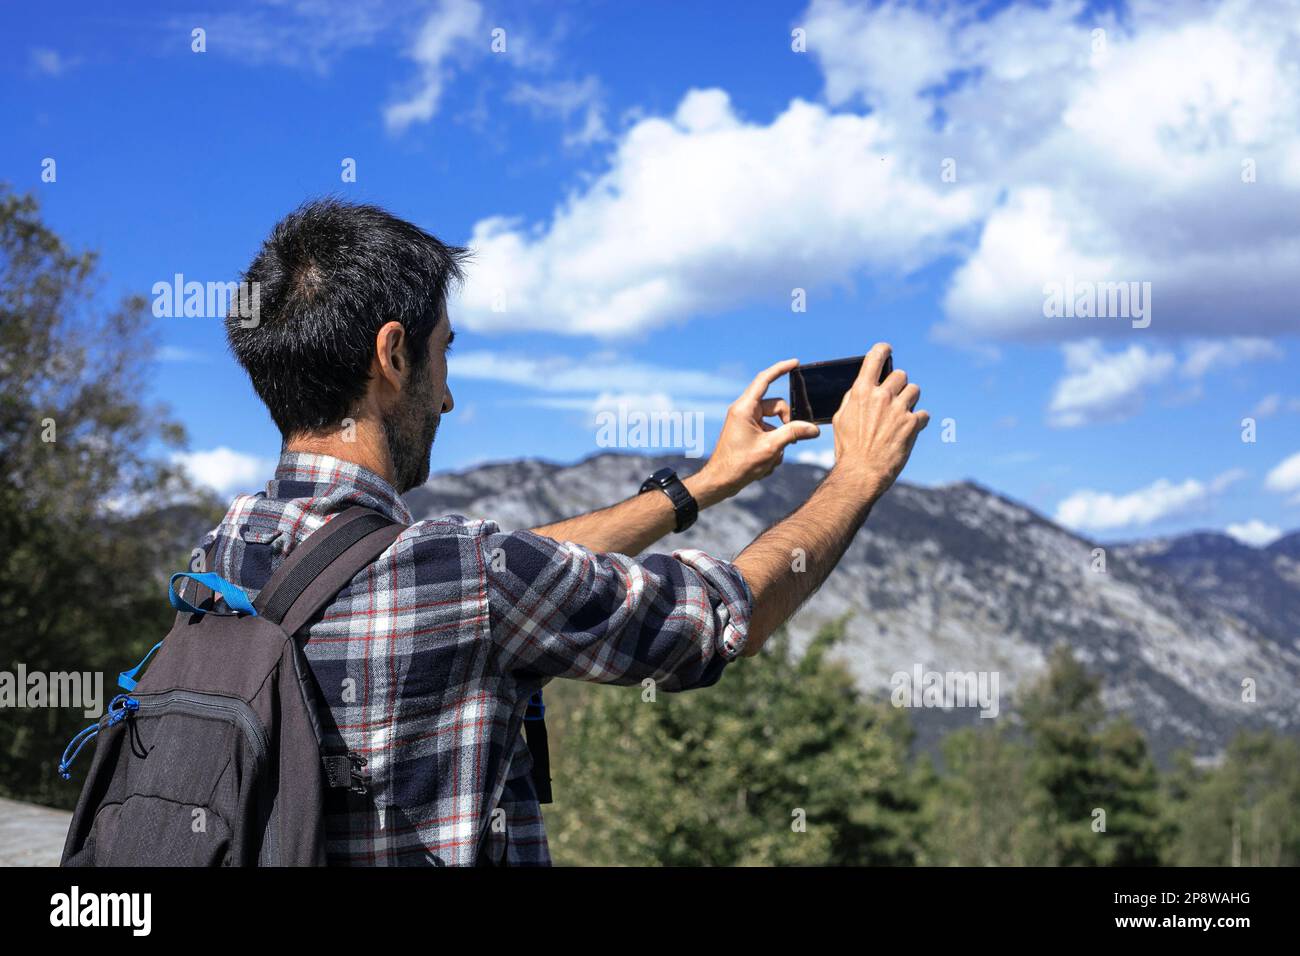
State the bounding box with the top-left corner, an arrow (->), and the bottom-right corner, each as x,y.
256,506 -> 406,635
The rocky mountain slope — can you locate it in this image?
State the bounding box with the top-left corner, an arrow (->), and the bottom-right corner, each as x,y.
406,453 -> 1300,761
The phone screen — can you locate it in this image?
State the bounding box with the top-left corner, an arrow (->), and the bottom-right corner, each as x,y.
789,354 -> 893,424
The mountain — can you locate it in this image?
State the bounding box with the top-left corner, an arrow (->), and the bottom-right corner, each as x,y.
1112,531 -> 1300,656
405,453 -> 1300,762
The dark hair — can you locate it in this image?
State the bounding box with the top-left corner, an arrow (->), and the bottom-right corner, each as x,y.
226,198 -> 470,438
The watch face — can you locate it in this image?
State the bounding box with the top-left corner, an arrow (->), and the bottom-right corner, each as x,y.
650,467 -> 674,485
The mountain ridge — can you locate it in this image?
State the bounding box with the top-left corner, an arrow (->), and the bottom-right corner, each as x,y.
406,452 -> 1300,762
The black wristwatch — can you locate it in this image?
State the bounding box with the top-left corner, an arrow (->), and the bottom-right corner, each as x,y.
639,467 -> 698,533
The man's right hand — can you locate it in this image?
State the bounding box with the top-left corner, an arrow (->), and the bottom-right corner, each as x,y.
733,341 -> 930,655
828,342 -> 929,503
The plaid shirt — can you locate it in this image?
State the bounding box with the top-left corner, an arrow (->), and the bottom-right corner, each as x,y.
195,452 -> 752,866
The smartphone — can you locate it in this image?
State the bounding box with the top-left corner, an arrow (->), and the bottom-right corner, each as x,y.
789,354 -> 893,424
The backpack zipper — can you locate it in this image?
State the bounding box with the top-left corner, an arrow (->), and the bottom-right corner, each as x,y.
133,690 -> 279,865
134,689 -> 270,767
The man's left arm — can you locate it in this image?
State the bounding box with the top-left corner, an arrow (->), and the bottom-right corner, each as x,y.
529,359 -> 820,555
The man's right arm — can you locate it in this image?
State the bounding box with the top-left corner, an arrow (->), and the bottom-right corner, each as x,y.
480,343 -> 926,682
732,342 -> 928,655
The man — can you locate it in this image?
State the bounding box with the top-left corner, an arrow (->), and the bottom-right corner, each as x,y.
212,198 -> 928,866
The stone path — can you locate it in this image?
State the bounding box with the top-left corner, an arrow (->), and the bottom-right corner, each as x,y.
0,797 -> 71,866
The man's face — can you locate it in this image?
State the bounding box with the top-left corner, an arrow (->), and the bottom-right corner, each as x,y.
383,313 -> 454,493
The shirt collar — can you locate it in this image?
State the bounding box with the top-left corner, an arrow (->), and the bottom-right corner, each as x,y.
266,451 -> 414,525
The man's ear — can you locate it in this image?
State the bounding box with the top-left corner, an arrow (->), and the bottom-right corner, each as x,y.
374,321 -> 408,391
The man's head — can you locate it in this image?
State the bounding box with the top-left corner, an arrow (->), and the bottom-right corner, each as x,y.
227,198 -> 469,492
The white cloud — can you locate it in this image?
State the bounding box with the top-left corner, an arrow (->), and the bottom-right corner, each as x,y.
1182,337 -> 1284,379
1253,394 -> 1282,417
178,0 -> 1300,356
1055,470 -> 1244,531
156,346 -> 208,363
176,0 -> 560,134
1252,394 -> 1300,418
453,87 -> 980,336
170,0 -> 398,71
802,0 -> 1300,345
795,447 -> 836,469
508,75 -> 609,147
536,390 -> 727,421
384,0 -> 484,132
31,48 -> 76,76
452,351 -> 741,429
172,447 -> 274,497
1047,340 -> 1176,428
449,350 -> 745,397
445,0 -> 1300,345
1264,451 -> 1300,498
1225,519 -> 1283,547
995,450 -> 1041,466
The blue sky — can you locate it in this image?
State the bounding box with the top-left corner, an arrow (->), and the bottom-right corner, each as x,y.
4,0 -> 1299,544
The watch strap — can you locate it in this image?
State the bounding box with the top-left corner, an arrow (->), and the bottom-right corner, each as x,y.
639,468 -> 698,533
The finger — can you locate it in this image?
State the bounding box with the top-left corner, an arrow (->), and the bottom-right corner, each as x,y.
899,382 -> 920,409
881,368 -> 909,396
767,420 -> 821,448
854,342 -> 892,392
914,409 -> 931,430
741,357 -> 800,406
760,397 -> 791,423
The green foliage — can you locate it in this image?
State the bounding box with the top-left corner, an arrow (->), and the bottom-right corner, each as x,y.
1019,647 -> 1168,864
925,645 -> 1169,866
548,637 -> 1289,867
1092,719 -> 1170,865
545,618 -> 924,866
0,186 -> 220,807
1162,733 -> 1300,866
920,726 -> 1035,865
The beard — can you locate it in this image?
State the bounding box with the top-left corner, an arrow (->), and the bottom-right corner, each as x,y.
382,365 -> 442,494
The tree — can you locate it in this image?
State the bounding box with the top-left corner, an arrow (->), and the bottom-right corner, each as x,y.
921,726 -> 1034,866
1093,718 -> 1169,865
543,618 -> 924,865
1018,645 -> 1168,865
0,185 -> 219,807
1164,733 -> 1300,866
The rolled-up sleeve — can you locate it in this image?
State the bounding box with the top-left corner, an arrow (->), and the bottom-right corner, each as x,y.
482,530 -> 752,691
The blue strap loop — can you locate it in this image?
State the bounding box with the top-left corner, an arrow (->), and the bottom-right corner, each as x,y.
118,641 -> 163,692
168,572 -> 258,617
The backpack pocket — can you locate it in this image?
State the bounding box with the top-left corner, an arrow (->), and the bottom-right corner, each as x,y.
79,690 -> 270,866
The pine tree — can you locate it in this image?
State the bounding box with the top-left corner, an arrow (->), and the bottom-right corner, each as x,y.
922,726 -> 1034,865
1093,718 -> 1169,865
1018,645 -> 1168,865
544,618 -> 923,865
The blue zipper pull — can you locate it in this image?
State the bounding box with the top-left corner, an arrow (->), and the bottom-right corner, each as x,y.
107,694 -> 140,725
57,724 -> 101,780
56,695 -> 138,779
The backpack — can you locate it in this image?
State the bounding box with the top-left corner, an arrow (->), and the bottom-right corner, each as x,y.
59,506 -> 405,866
